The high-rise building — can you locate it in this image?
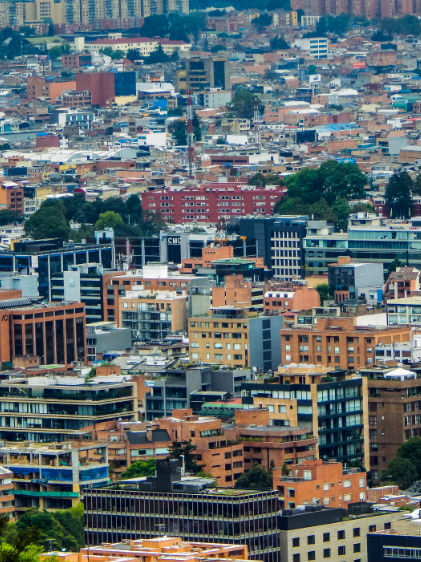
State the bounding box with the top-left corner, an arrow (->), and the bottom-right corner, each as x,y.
177,57 -> 230,92
85,459 -> 281,562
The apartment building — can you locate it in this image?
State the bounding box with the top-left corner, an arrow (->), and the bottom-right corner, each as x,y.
0,182 -> 24,216
328,257 -> 383,305
280,317 -> 411,370
212,275 -> 265,313
85,459 -> 281,562
81,537 -> 251,562
86,322 -> 132,363
387,296 -> 421,325
0,467 -> 14,520
359,366 -> 421,484
0,374 -> 138,443
120,289 -> 188,342
189,306 -> 282,371
273,459 -> 366,510
384,267 -> 420,300
279,504 -> 402,562
263,283 -> 320,314
0,442 -> 108,514
294,37 -> 328,59
241,365 -> 369,469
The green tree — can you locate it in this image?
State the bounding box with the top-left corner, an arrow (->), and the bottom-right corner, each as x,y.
126,48 -> 141,61
397,437 -> 421,475
385,171 -> 413,218
24,205 -> 70,241
0,210 -> 21,225
248,172 -> 266,187
228,89 -> 262,120
332,198 -> 350,231
192,112 -> 202,142
145,44 -> 169,64
120,459 -> 156,479
170,441 -> 200,473
169,120 -> 187,145
141,14 -> 170,37
252,13 -> 272,28
270,35 -> 289,50
319,160 -> 366,204
387,258 -> 403,276
316,284 -> 330,304
126,194 -> 142,225
234,463 -> 272,491
381,457 -> 418,490
95,210 -> 123,230
350,202 -> 377,215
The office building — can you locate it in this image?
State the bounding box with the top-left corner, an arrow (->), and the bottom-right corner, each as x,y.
0,300 -> 86,366
273,459 -> 367,510
189,307 -> 283,371
177,56 -> 230,92
0,442 -> 108,514
242,365 -> 369,469
280,316 -> 411,371
387,296 -> 421,325
0,239 -> 113,300
0,467 -> 14,520
51,264 -> 104,324
294,37 -> 328,58
238,216 -> 308,281
359,366 -> 421,484
328,257 -> 384,305
86,322 -> 132,363
279,504 -> 401,562
0,373 -> 138,443
303,222 -> 348,276
85,459 -> 281,562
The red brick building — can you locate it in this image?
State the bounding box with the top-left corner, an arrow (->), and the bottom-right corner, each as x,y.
141,184 -> 285,223
76,72 -> 115,107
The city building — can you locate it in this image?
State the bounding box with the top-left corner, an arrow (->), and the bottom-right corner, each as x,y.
387,296 -> 421,325
280,317 -> 411,371
0,467 -> 14,520
0,300 -> 87,366
0,182 -> 24,216
279,504 -> 401,562
85,459 -> 281,562
177,56 -> 230,92
263,283 -> 320,314
0,373 -> 138,442
0,441 -> 108,514
189,306 -> 283,370
294,37 -> 328,59
80,537 -> 252,562
273,459 -> 367,510
327,257 -> 384,305
241,365 -> 369,469
384,267 -> 421,300
86,322 -> 132,363
359,366 -> 421,484
142,185 -> 284,224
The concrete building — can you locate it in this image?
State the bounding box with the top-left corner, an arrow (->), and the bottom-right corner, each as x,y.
387,296 -> 421,325
0,467 -> 14,520
0,374 -> 138,443
384,267 -> 420,301
359,366 -> 421,484
177,56 -> 230,92
280,316 -> 411,371
279,504 -> 401,562
242,365 -> 369,470
264,283 -> 320,314
0,182 -> 24,216
273,459 -> 367,510
86,322 -> 132,363
294,37 -> 328,59
328,256 -> 384,305
0,300 -> 87,366
85,459 -> 281,562
0,441 -> 108,514
189,306 -> 283,371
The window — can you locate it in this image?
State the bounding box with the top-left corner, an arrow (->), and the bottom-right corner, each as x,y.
353,528 -> 360,537
338,546 -> 345,556
292,538 -> 300,548
293,555 -> 300,562
323,533 -> 330,542
354,544 -> 361,553
338,530 -> 345,540
369,525 -> 376,532
308,552 -> 315,561
323,549 -> 331,558
307,535 -> 315,545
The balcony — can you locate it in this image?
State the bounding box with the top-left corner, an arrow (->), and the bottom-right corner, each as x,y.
14,490 -> 78,498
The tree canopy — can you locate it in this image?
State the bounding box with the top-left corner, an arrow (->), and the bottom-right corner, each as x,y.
381,437 -> 421,490
120,459 -> 157,479
385,171 -> 414,218
274,161 -> 367,231
228,90 -> 262,120
24,200 -> 70,241
234,464 -> 272,491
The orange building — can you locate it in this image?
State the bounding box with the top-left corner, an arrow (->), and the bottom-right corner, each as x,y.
0,301 -> 86,366
75,536 -> 251,562
157,409 -> 244,487
264,284 -> 320,314
212,275 -> 265,312
180,245 -> 235,274
0,467 -> 13,519
273,459 -> 367,510
0,182 -> 24,215
384,267 -> 420,300
281,317 -> 411,370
